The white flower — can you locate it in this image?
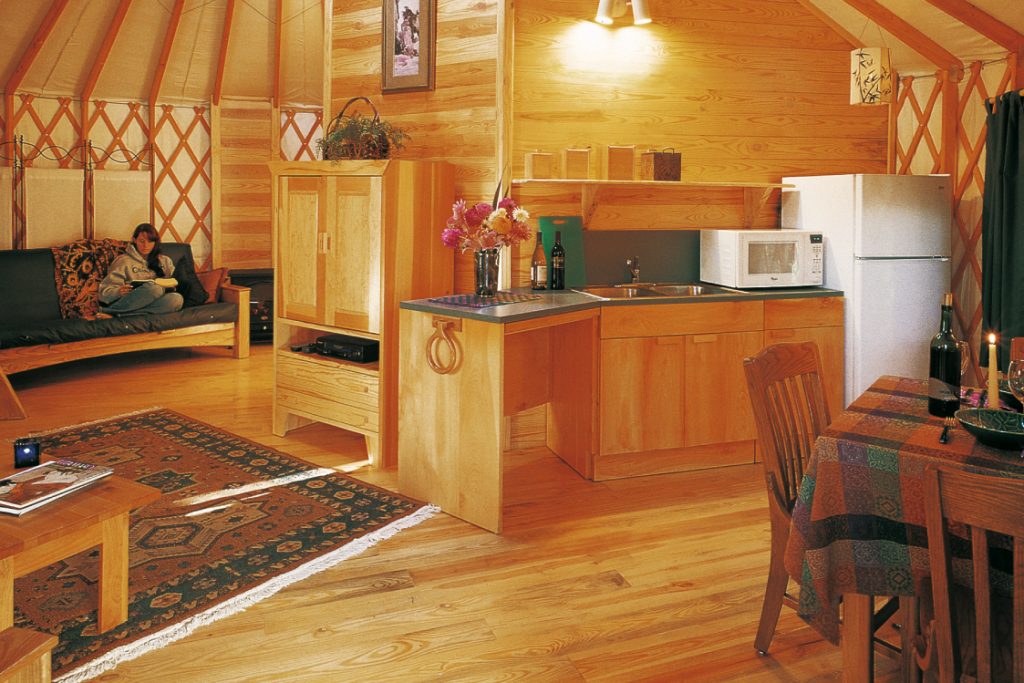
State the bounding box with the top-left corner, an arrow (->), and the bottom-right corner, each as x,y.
512,207 -> 530,222
487,208 -> 508,224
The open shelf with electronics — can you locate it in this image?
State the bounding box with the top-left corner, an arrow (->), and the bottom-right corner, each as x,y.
511,179 -> 792,230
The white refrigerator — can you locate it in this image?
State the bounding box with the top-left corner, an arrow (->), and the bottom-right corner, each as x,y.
781,173 -> 952,407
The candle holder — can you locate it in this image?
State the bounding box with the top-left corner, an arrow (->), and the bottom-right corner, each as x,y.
13,437 -> 40,468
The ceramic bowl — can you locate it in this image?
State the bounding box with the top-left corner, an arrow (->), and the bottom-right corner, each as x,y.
955,408 -> 1024,451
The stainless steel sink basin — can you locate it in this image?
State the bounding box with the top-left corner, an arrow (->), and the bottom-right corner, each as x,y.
578,286 -> 661,299
651,284 -> 738,296
576,282 -> 744,299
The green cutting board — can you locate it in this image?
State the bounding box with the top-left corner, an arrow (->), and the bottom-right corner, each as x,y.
538,216 -> 586,288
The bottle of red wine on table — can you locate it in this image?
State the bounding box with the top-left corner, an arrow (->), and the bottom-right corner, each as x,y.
550,231 -> 566,290
928,292 -> 961,417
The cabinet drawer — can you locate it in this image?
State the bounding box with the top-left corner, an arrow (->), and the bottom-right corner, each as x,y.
764,297 -> 843,329
277,353 -> 379,409
601,301 -> 763,339
277,387 -> 380,433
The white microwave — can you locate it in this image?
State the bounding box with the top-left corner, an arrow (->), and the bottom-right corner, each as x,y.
700,229 -> 823,288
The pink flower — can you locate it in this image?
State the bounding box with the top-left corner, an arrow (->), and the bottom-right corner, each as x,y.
441,227 -> 464,248
464,202 -> 492,228
497,197 -> 517,213
450,199 -> 467,222
508,220 -> 530,244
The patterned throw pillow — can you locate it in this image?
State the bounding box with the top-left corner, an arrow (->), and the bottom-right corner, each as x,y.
50,239 -> 127,318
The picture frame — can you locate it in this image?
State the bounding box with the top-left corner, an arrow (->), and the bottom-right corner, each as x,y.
382,0 -> 436,93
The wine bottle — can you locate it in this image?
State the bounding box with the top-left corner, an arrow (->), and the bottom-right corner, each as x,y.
530,232 -> 548,290
928,292 -> 961,417
550,230 -> 566,290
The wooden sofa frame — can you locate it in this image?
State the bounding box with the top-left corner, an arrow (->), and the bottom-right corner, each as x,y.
0,284 -> 250,420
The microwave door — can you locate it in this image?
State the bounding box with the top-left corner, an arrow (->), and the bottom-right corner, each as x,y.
743,238 -> 799,287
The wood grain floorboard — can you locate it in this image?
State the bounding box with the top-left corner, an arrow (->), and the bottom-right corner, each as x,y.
0,347 -> 901,681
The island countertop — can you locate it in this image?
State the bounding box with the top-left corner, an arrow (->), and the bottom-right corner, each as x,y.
399,286 -> 844,324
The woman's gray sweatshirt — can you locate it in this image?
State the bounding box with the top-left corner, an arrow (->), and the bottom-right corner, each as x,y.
98,245 -> 174,304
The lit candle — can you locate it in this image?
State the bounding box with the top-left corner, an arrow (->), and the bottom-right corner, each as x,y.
988,333 -> 999,409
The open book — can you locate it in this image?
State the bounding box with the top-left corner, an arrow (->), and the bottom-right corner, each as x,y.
130,277 -> 178,288
0,459 -> 114,515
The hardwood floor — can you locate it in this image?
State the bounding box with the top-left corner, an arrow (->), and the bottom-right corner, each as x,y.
0,347 -> 901,682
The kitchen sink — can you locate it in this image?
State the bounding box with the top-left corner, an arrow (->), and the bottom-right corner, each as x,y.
650,284 -> 740,296
578,286 -> 661,299
577,282 -> 743,299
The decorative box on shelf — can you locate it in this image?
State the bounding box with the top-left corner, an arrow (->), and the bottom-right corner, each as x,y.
605,145 -> 635,180
640,149 -> 681,181
525,151 -> 554,179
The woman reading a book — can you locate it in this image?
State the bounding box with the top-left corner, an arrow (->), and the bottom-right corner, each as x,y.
97,223 -> 182,318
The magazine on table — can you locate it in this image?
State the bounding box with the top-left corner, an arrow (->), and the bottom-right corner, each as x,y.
0,459 -> 113,516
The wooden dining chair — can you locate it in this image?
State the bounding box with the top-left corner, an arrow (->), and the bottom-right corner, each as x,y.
916,465 -> 1024,683
744,341 -> 832,654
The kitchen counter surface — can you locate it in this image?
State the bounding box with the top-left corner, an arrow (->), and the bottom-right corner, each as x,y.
400,286 -> 844,324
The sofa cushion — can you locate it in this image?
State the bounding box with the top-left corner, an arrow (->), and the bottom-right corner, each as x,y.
51,238 -> 127,319
173,258 -> 209,307
0,249 -> 63,326
197,269 -> 226,304
0,302 -> 238,349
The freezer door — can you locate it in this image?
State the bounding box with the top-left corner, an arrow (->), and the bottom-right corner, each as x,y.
846,256 -> 951,406
855,174 -> 952,258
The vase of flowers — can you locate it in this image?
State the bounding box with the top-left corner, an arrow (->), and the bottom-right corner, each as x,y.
441,189 -> 531,296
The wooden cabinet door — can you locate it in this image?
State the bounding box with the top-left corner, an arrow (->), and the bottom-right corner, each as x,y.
278,176 -> 326,324
683,330 -> 763,447
324,176 -> 382,333
599,336 -> 685,455
765,325 -> 844,417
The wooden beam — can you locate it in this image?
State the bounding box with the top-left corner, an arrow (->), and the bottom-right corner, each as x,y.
150,0 -> 185,123
4,0 -> 71,148
274,0 -> 286,108
82,0 -> 134,143
213,0 -> 237,106
792,0 -> 861,47
322,0 -> 332,118
839,0 -> 964,72
939,68 -> 958,175
923,0 -> 1024,53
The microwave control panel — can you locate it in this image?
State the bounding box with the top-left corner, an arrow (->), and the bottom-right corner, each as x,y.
809,233 -> 823,277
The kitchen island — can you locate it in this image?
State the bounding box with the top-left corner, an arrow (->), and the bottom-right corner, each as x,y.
398,287 -> 843,532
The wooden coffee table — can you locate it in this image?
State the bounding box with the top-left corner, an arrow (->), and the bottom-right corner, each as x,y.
0,472 -> 160,633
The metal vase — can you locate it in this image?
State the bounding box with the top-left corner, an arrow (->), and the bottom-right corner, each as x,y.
474,248 -> 500,296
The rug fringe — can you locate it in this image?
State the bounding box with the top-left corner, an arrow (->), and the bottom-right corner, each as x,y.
53,503 -> 440,683
27,407 -> 165,439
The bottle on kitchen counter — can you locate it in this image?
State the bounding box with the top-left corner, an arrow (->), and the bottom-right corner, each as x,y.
550,231 -> 566,290
530,232 -> 548,290
928,292 -> 961,417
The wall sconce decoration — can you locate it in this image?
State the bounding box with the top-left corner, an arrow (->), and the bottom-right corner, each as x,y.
596,0 -> 651,25
850,47 -> 893,105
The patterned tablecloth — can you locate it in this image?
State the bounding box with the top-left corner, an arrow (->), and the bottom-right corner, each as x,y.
783,375 -> 1024,643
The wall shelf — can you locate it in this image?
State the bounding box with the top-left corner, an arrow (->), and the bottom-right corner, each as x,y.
511,179 -> 793,230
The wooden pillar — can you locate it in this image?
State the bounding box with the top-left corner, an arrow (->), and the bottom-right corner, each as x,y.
939,67 -> 961,176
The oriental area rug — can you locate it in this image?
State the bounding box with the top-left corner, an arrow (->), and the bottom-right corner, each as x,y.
17,409 -> 436,682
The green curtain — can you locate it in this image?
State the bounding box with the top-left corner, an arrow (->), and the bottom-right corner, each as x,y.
981,91 -> 1024,371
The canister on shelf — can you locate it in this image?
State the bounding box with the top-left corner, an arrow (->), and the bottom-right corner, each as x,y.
563,147 -> 591,179
524,151 -> 554,179
639,148 -> 682,181
605,145 -> 635,180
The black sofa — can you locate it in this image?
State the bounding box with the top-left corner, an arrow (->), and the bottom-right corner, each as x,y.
0,242 -> 250,419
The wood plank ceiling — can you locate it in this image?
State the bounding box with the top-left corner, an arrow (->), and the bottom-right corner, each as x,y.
0,0 -> 1021,110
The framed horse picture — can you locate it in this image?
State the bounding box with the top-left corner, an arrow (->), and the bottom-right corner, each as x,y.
382,0 -> 436,93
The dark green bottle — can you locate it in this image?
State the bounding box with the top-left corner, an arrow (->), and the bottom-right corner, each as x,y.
928,292 -> 961,417
550,231 -> 566,290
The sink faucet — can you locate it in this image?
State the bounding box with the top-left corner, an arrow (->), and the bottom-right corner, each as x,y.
626,256 -> 640,283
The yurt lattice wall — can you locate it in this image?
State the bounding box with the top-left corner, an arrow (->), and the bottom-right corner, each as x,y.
895,56 -> 1019,384
280,107 -> 322,161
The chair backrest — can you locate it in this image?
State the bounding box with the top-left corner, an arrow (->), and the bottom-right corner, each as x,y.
1011,337 -> 1024,362
922,465 -> 1024,683
743,341 -> 831,514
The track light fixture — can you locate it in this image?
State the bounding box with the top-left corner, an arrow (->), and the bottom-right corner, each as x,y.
595,0 -> 651,25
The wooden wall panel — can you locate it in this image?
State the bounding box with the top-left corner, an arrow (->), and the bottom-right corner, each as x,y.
508,0 -> 888,283
330,0 -> 505,294
212,98 -> 274,269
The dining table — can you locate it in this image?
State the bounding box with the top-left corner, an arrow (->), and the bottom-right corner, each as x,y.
783,375 -> 1024,682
